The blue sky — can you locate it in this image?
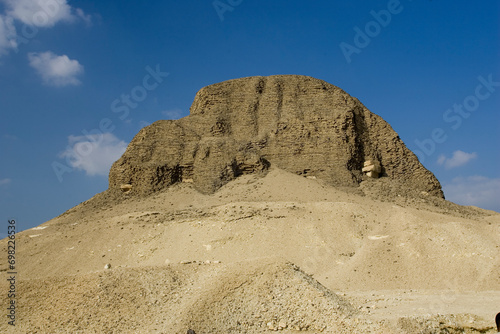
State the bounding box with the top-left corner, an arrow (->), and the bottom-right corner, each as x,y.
0,0 -> 499,234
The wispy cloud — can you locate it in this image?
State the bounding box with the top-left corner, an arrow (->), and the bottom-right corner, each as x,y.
0,178 -> 12,186
437,150 -> 477,169
138,120 -> 151,128
28,51 -> 84,86
60,133 -> 127,176
443,175 -> 500,212
2,133 -> 17,140
162,108 -> 183,120
0,14 -> 17,55
75,8 -> 92,27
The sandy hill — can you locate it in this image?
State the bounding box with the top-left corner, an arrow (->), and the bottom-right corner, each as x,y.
1,76 -> 499,333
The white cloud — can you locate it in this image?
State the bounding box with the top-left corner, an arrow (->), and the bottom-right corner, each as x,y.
75,7 -> 91,27
162,108 -> 183,119
437,150 -> 477,169
60,133 -> 127,176
0,178 -> 11,186
3,0 -> 74,27
0,14 -> 17,55
0,0 -> 91,57
28,51 -> 84,86
443,176 -> 500,212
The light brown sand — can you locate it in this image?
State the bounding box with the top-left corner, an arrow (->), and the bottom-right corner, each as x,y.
1,167 -> 499,333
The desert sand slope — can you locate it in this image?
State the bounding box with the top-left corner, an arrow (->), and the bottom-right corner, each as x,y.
3,261 -> 386,333
1,168 -> 499,333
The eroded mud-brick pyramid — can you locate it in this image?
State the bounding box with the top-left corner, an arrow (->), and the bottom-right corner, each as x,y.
109,75 -> 443,198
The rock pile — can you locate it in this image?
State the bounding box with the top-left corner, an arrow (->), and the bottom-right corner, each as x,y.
109,75 -> 443,198
362,160 -> 381,178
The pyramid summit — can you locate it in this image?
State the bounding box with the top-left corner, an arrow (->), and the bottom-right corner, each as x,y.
109,75 -> 443,198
